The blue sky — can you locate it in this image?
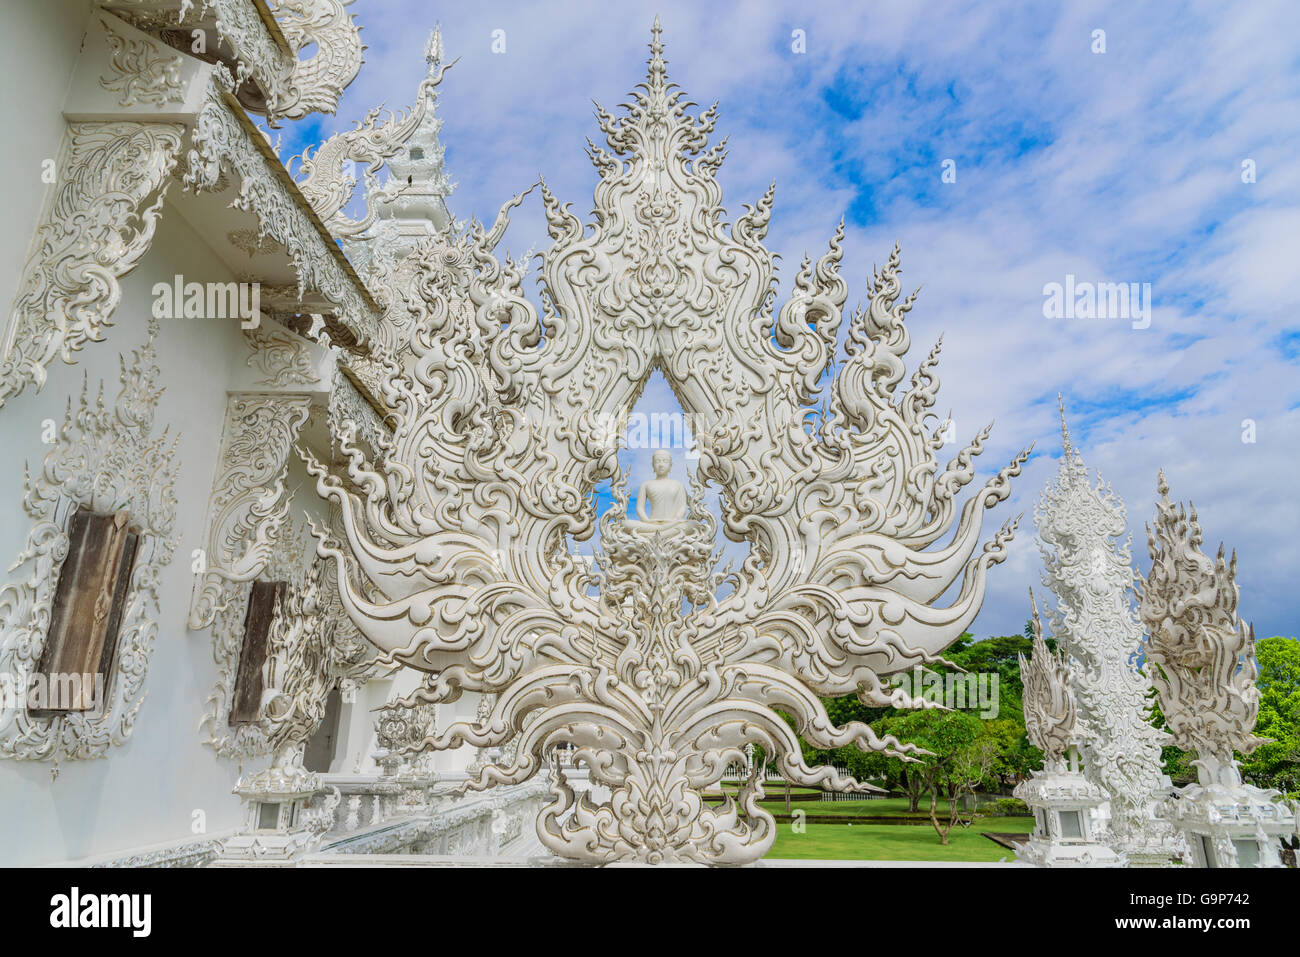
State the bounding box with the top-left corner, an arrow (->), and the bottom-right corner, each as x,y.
272,0 -> 1300,640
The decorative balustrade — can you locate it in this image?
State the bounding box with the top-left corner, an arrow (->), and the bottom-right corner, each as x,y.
310,775 -> 548,858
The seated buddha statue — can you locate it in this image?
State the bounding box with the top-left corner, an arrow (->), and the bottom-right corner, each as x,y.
628,450 -> 687,528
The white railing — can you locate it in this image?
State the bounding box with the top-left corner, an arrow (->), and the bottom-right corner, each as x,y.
720,763 -> 783,783
719,763 -> 886,803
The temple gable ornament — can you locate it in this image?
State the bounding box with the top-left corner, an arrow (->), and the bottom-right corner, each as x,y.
307,20 -> 1028,865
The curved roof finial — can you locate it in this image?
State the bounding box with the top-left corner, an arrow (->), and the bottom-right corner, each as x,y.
426,24 -> 444,70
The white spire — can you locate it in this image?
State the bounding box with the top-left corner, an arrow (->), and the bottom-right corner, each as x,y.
426,24 -> 444,70
1035,399 -> 1185,863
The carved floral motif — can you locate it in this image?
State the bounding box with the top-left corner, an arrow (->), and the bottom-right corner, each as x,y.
98,14 -> 185,108
0,122 -> 184,407
188,393 -> 311,630
0,321 -> 179,763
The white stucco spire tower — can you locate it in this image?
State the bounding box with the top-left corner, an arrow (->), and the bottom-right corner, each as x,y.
1034,396 -> 1186,865
373,25 -> 456,247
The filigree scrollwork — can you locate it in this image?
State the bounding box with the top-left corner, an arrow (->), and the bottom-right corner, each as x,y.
1036,399 -> 1180,858
1138,471 -> 1262,766
183,71 -> 379,344
188,393 -> 311,630
98,14 -> 185,108
290,30 -> 456,238
307,20 -> 1027,864
0,121 -> 184,408
0,321 -> 179,762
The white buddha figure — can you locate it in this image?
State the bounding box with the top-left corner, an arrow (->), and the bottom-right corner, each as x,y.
634,450 -> 687,524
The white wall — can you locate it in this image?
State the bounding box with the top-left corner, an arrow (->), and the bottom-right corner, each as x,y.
0,0 -> 92,328
0,197 -> 273,864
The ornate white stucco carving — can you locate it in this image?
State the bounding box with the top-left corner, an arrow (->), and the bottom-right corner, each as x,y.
1138,471 -> 1296,867
0,121 -> 184,407
111,0 -> 363,125
88,835 -> 227,868
321,28 -> 459,354
188,393 -> 311,630
306,21 -> 1027,865
289,34 -> 455,238
199,521 -> 311,759
257,559 -> 336,770
265,0 -> 364,124
374,693 -> 437,781
1139,471 -> 1261,759
1020,595 -> 1078,764
228,228 -> 276,258
243,323 -> 320,387
215,556 -> 349,864
328,364 -> 392,460
98,14 -> 186,108
1014,599 -> 1124,867
1036,401 -> 1181,862
183,70 -> 379,342
0,321 -> 179,763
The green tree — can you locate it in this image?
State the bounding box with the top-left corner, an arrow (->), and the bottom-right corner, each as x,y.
797,632 -> 1045,809
1241,636 -> 1300,798
881,709 -> 997,844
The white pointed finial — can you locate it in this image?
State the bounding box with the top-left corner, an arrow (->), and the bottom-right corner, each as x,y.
426,25 -> 444,69
1057,393 -> 1073,457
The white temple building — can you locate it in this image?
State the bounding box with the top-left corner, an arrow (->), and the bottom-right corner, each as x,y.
0,0 -> 542,867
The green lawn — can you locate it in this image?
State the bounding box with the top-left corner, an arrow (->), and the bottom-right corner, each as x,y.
766,813 -> 1033,862
755,796 -> 951,818
710,791 -> 1036,861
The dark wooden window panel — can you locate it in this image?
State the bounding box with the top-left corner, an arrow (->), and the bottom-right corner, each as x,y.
33,507 -> 138,715
229,579 -> 286,725
303,686 -> 343,772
